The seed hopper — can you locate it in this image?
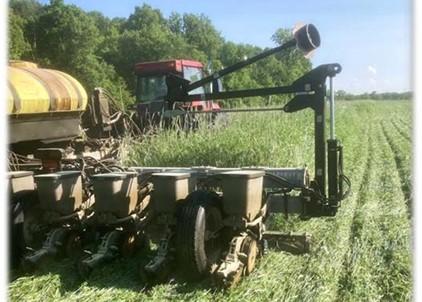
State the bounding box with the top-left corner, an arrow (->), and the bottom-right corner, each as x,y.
13,150 -> 121,269
76,170 -> 152,277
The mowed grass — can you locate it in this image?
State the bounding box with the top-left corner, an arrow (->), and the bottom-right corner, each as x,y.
9,100 -> 412,301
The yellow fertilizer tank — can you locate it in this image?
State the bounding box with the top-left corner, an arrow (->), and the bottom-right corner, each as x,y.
8,61 -> 89,145
8,61 -> 88,115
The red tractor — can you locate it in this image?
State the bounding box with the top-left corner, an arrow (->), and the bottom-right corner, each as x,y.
133,59 -> 221,128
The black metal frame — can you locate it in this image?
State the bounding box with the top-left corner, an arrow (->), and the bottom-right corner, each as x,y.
164,29 -> 346,216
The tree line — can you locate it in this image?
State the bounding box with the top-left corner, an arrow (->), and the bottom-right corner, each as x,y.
10,0 -> 409,109
335,90 -> 412,101
9,0 -> 313,108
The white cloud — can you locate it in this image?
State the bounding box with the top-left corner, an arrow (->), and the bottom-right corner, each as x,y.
367,65 -> 377,75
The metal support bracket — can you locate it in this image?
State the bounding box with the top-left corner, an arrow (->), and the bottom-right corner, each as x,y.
23,227 -> 68,267
214,234 -> 247,288
78,230 -> 122,278
142,230 -> 173,283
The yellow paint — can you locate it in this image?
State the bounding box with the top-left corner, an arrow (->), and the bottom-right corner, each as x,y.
7,89 -> 13,114
9,60 -> 38,68
56,70 -> 88,110
9,67 -> 51,114
8,61 -> 88,114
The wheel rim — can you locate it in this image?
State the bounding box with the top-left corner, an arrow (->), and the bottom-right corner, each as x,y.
241,236 -> 258,275
204,206 -> 223,267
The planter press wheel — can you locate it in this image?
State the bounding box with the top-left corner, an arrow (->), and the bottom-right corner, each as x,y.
175,190 -> 223,279
120,232 -> 137,258
241,236 -> 259,275
65,231 -> 83,260
77,258 -> 93,280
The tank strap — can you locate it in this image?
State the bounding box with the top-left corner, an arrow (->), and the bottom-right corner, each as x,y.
42,69 -> 72,110
58,71 -> 83,109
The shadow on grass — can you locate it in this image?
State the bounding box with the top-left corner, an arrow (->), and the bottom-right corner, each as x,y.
10,247 -> 224,298
83,251 -> 222,296
10,257 -> 85,293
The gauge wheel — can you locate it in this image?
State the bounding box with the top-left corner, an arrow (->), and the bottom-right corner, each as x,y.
120,233 -> 137,258
175,190 -> 223,279
65,231 -> 83,260
241,236 -> 258,275
77,257 -> 93,280
139,263 -> 170,286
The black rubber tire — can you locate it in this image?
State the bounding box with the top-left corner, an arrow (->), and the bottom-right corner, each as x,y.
139,262 -> 170,286
65,231 -> 83,260
241,236 -> 258,276
175,191 -> 223,279
120,232 -> 137,258
77,258 -> 93,280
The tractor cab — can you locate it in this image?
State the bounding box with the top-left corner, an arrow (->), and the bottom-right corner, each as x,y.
134,59 -> 220,114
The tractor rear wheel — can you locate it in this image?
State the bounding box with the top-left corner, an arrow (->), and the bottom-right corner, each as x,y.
175,191 -> 223,279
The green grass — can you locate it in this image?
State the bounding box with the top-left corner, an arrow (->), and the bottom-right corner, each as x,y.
9,100 -> 412,301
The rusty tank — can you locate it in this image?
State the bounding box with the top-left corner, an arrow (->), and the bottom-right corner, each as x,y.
8,61 -> 88,146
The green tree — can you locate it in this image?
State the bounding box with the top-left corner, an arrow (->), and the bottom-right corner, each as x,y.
30,0 -> 132,104
8,10 -> 31,59
9,0 -> 43,60
168,12 -> 183,35
107,5 -> 210,91
181,13 -> 224,60
34,0 -> 100,67
272,28 -> 312,81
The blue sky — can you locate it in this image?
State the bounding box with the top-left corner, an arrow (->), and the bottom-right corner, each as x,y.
38,0 -> 411,93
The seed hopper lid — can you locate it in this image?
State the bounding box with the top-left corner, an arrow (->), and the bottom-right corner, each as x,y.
152,172 -> 191,180
130,167 -> 181,173
211,168 -> 241,173
92,172 -> 137,180
8,171 -> 34,179
220,170 -> 265,179
34,171 -> 81,180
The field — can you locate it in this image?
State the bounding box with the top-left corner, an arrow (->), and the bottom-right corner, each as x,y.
9,100 -> 412,301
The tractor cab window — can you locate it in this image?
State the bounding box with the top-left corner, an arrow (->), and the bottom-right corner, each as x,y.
136,75 -> 167,102
183,66 -> 206,95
